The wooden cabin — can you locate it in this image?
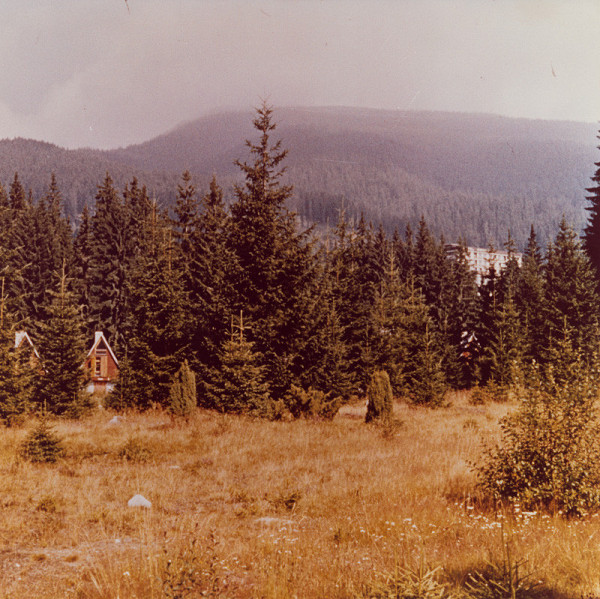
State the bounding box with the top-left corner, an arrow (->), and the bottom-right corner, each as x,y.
84,331 -> 119,394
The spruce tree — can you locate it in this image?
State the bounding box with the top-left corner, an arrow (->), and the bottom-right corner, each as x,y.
0,287 -> 32,425
228,103 -> 320,403
583,130 -> 600,285
205,312 -> 271,415
168,360 -> 197,418
114,205 -> 188,409
544,218 -> 600,361
87,174 -> 135,353
516,225 -> 546,365
35,267 -> 88,417
186,175 -> 237,388
441,239 -> 479,388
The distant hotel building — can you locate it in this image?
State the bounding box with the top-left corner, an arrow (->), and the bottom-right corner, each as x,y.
445,244 -> 522,283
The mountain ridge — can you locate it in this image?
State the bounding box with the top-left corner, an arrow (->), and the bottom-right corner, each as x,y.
0,107 -> 597,247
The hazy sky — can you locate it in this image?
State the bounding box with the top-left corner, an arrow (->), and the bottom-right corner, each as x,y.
1,0 -> 599,149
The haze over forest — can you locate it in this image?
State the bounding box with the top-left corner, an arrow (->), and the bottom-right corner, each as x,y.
0,107 -> 597,249
1,1 -> 600,247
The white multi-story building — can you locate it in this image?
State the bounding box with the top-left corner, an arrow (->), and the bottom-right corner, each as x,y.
445,244 -> 522,283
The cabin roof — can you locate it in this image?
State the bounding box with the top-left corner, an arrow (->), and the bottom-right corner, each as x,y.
87,331 -> 119,367
15,330 -> 41,359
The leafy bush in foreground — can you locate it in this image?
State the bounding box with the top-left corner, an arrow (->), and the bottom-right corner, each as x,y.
476,347 -> 600,516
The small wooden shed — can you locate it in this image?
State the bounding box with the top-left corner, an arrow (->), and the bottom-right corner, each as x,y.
84,331 -> 119,394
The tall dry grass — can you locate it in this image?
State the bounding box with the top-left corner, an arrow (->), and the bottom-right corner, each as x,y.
0,393 -> 598,597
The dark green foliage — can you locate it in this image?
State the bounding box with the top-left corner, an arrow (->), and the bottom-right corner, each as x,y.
543,218 -> 600,360
583,131 -> 600,285
168,360 -> 197,418
476,342 -> 600,516
115,204 -> 188,409
119,436 -> 152,462
185,174 -> 237,387
284,385 -> 341,420
20,417 -> 64,463
406,322 -> 448,406
365,370 -> 393,423
515,226 -> 545,364
0,328 -> 33,426
35,269 -> 89,418
440,239 -> 479,388
86,174 -> 137,353
205,316 -> 272,416
228,103 -> 321,402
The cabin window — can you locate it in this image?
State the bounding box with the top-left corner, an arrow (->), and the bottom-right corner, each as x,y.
94,357 -> 101,377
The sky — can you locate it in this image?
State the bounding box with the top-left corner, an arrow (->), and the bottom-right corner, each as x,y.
1,0 -> 599,149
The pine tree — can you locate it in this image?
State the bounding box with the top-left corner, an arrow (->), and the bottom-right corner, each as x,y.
228,103 -> 320,403
296,250 -> 351,402
365,370 -> 393,423
186,175 -> 237,387
205,312 -> 271,415
87,174 -> 135,353
35,267 -> 89,417
583,130 -> 600,285
114,206 -> 188,409
516,225 -> 545,364
439,239 -> 479,388
480,231 -> 525,388
73,204 -> 93,329
544,218 -> 600,361
168,359 -> 197,418
0,283 -> 32,425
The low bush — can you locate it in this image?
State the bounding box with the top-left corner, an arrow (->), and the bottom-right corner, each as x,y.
118,436 -> 152,462
285,385 -> 342,420
475,353 -> 600,516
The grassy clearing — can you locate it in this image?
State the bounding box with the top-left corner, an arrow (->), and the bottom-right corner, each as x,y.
0,393 -> 598,597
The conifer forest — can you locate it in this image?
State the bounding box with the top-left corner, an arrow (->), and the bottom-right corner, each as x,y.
1,103 -> 600,424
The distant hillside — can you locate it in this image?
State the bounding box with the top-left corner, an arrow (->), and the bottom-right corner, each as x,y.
0,108 -> 597,246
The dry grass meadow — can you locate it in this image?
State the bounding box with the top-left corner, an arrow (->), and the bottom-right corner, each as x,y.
1,393 -> 600,598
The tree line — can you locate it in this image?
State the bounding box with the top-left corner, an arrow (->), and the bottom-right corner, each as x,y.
1,104 -> 599,422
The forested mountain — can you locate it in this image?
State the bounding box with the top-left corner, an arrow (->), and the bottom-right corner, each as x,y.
0,108 -> 597,247
1,104 -> 600,422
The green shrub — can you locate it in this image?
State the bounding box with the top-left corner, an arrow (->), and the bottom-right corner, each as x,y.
365,370 -> 393,423
475,354 -> 600,516
285,385 -> 342,420
469,384 -> 492,406
20,417 -> 64,463
168,360 -> 197,418
119,436 -> 152,462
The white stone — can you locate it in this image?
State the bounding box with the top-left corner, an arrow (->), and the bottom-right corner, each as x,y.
128,494 -> 151,508
108,416 -> 122,425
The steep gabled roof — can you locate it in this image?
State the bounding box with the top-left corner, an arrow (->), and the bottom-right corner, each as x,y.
15,330 -> 41,359
87,331 -> 119,366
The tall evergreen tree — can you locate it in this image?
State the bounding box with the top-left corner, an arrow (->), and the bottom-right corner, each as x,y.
582,130 -> 600,284
35,267 -> 88,417
0,286 -> 32,424
87,174 -> 136,353
114,206 -> 188,409
516,225 -> 546,364
228,103 -> 320,404
187,175 -> 237,389
544,218 -> 600,360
